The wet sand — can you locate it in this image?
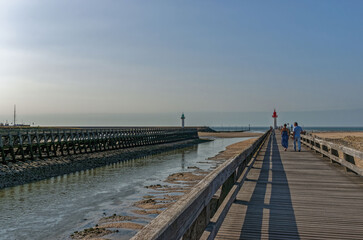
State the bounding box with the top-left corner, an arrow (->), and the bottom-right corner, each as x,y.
71,137 -> 258,239
198,131 -> 263,138
313,132 -> 363,151
209,138 -> 258,160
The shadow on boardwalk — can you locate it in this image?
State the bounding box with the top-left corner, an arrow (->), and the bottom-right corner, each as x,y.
238,134 -> 300,239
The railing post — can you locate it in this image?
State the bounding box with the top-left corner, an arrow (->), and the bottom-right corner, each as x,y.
8,133 -> 16,161
58,130 -> 64,156
311,138 -> 315,150
50,130 -> 57,156
43,131 -> 50,157
27,132 -> 34,160
36,131 -> 42,159
0,134 -> 5,163
18,131 -> 25,160
328,146 -> 334,163
218,171 -> 236,206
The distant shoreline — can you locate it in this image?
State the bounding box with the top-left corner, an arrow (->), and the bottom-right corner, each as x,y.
198,131 -> 263,138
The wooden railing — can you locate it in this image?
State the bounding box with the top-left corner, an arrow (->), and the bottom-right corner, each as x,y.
131,130 -> 270,240
0,127 -> 198,163
301,133 -> 363,176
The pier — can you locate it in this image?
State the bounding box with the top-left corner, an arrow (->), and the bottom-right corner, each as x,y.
132,131 -> 363,240
0,127 -> 198,163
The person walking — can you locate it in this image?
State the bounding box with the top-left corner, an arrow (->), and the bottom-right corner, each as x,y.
292,122 -> 303,152
281,124 -> 290,151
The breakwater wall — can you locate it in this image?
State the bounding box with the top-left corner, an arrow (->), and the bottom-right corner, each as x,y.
0,127 -> 199,163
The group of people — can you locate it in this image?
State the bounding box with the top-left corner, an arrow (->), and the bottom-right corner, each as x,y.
280,122 -> 303,152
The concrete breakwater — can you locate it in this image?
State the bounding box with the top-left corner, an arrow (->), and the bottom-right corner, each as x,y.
0,127 -> 198,162
0,127 -> 202,189
0,138 -> 205,189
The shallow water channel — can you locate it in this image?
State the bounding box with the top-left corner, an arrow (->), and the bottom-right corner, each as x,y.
0,137 -> 250,240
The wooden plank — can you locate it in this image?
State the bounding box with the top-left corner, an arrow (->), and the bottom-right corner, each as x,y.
201,132 -> 270,240
214,133 -> 363,240
301,135 -> 363,176
302,134 -> 363,160
131,131 -> 269,240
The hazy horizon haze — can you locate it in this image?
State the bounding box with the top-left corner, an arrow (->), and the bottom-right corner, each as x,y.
1,0 -> 362,125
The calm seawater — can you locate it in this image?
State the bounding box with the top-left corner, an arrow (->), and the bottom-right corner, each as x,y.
211,126 -> 363,132
0,137 -> 250,240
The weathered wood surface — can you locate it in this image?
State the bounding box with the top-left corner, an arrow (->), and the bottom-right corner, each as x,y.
0,127 -> 198,162
201,134 -> 267,240
301,134 -> 363,175
213,133 -> 363,240
131,131 -> 270,240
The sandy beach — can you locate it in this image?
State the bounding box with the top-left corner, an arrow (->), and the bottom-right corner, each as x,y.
209,138 -> 258,160
312,132 -> 363,151
313,132 -> 363,139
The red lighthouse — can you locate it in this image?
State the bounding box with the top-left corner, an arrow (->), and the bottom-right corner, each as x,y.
272,109 -> 278,129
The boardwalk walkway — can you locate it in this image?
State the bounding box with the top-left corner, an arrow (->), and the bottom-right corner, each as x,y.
215,133 -> 363,240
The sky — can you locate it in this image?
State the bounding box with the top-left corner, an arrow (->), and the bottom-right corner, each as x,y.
0,0 -> 362,126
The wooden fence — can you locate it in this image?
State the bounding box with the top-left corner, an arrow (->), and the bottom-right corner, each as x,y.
131,130 -> 270,240
301,133 -> 363,176
0,128 -> 198,163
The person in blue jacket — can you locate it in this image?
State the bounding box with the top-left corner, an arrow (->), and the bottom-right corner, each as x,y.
292,122 -> 304,152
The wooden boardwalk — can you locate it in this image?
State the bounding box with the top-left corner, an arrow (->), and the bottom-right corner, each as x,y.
215,133 -> 363,240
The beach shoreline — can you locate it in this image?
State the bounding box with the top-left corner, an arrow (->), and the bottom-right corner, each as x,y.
198,131 -> 263,138
70,136 -> 258,239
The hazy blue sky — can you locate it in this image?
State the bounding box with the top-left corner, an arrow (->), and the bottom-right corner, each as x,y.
1,1 -> 362,126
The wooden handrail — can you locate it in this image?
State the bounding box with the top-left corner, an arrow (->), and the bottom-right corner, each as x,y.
301,133 -> 363,176
131,130 -> 270,240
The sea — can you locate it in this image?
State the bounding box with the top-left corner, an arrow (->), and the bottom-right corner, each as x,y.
211,126 -> 363,133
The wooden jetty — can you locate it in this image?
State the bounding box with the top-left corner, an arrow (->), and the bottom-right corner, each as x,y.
132,131 -> 363,240
0,127 -> 198,163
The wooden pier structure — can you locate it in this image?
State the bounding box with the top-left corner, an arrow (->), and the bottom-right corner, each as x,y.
0,127 -> 198,163
133,131 -> 363,240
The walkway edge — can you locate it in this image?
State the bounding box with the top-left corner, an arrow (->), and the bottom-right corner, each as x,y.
200,132 -> 270,240
131,130 -> 270,240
